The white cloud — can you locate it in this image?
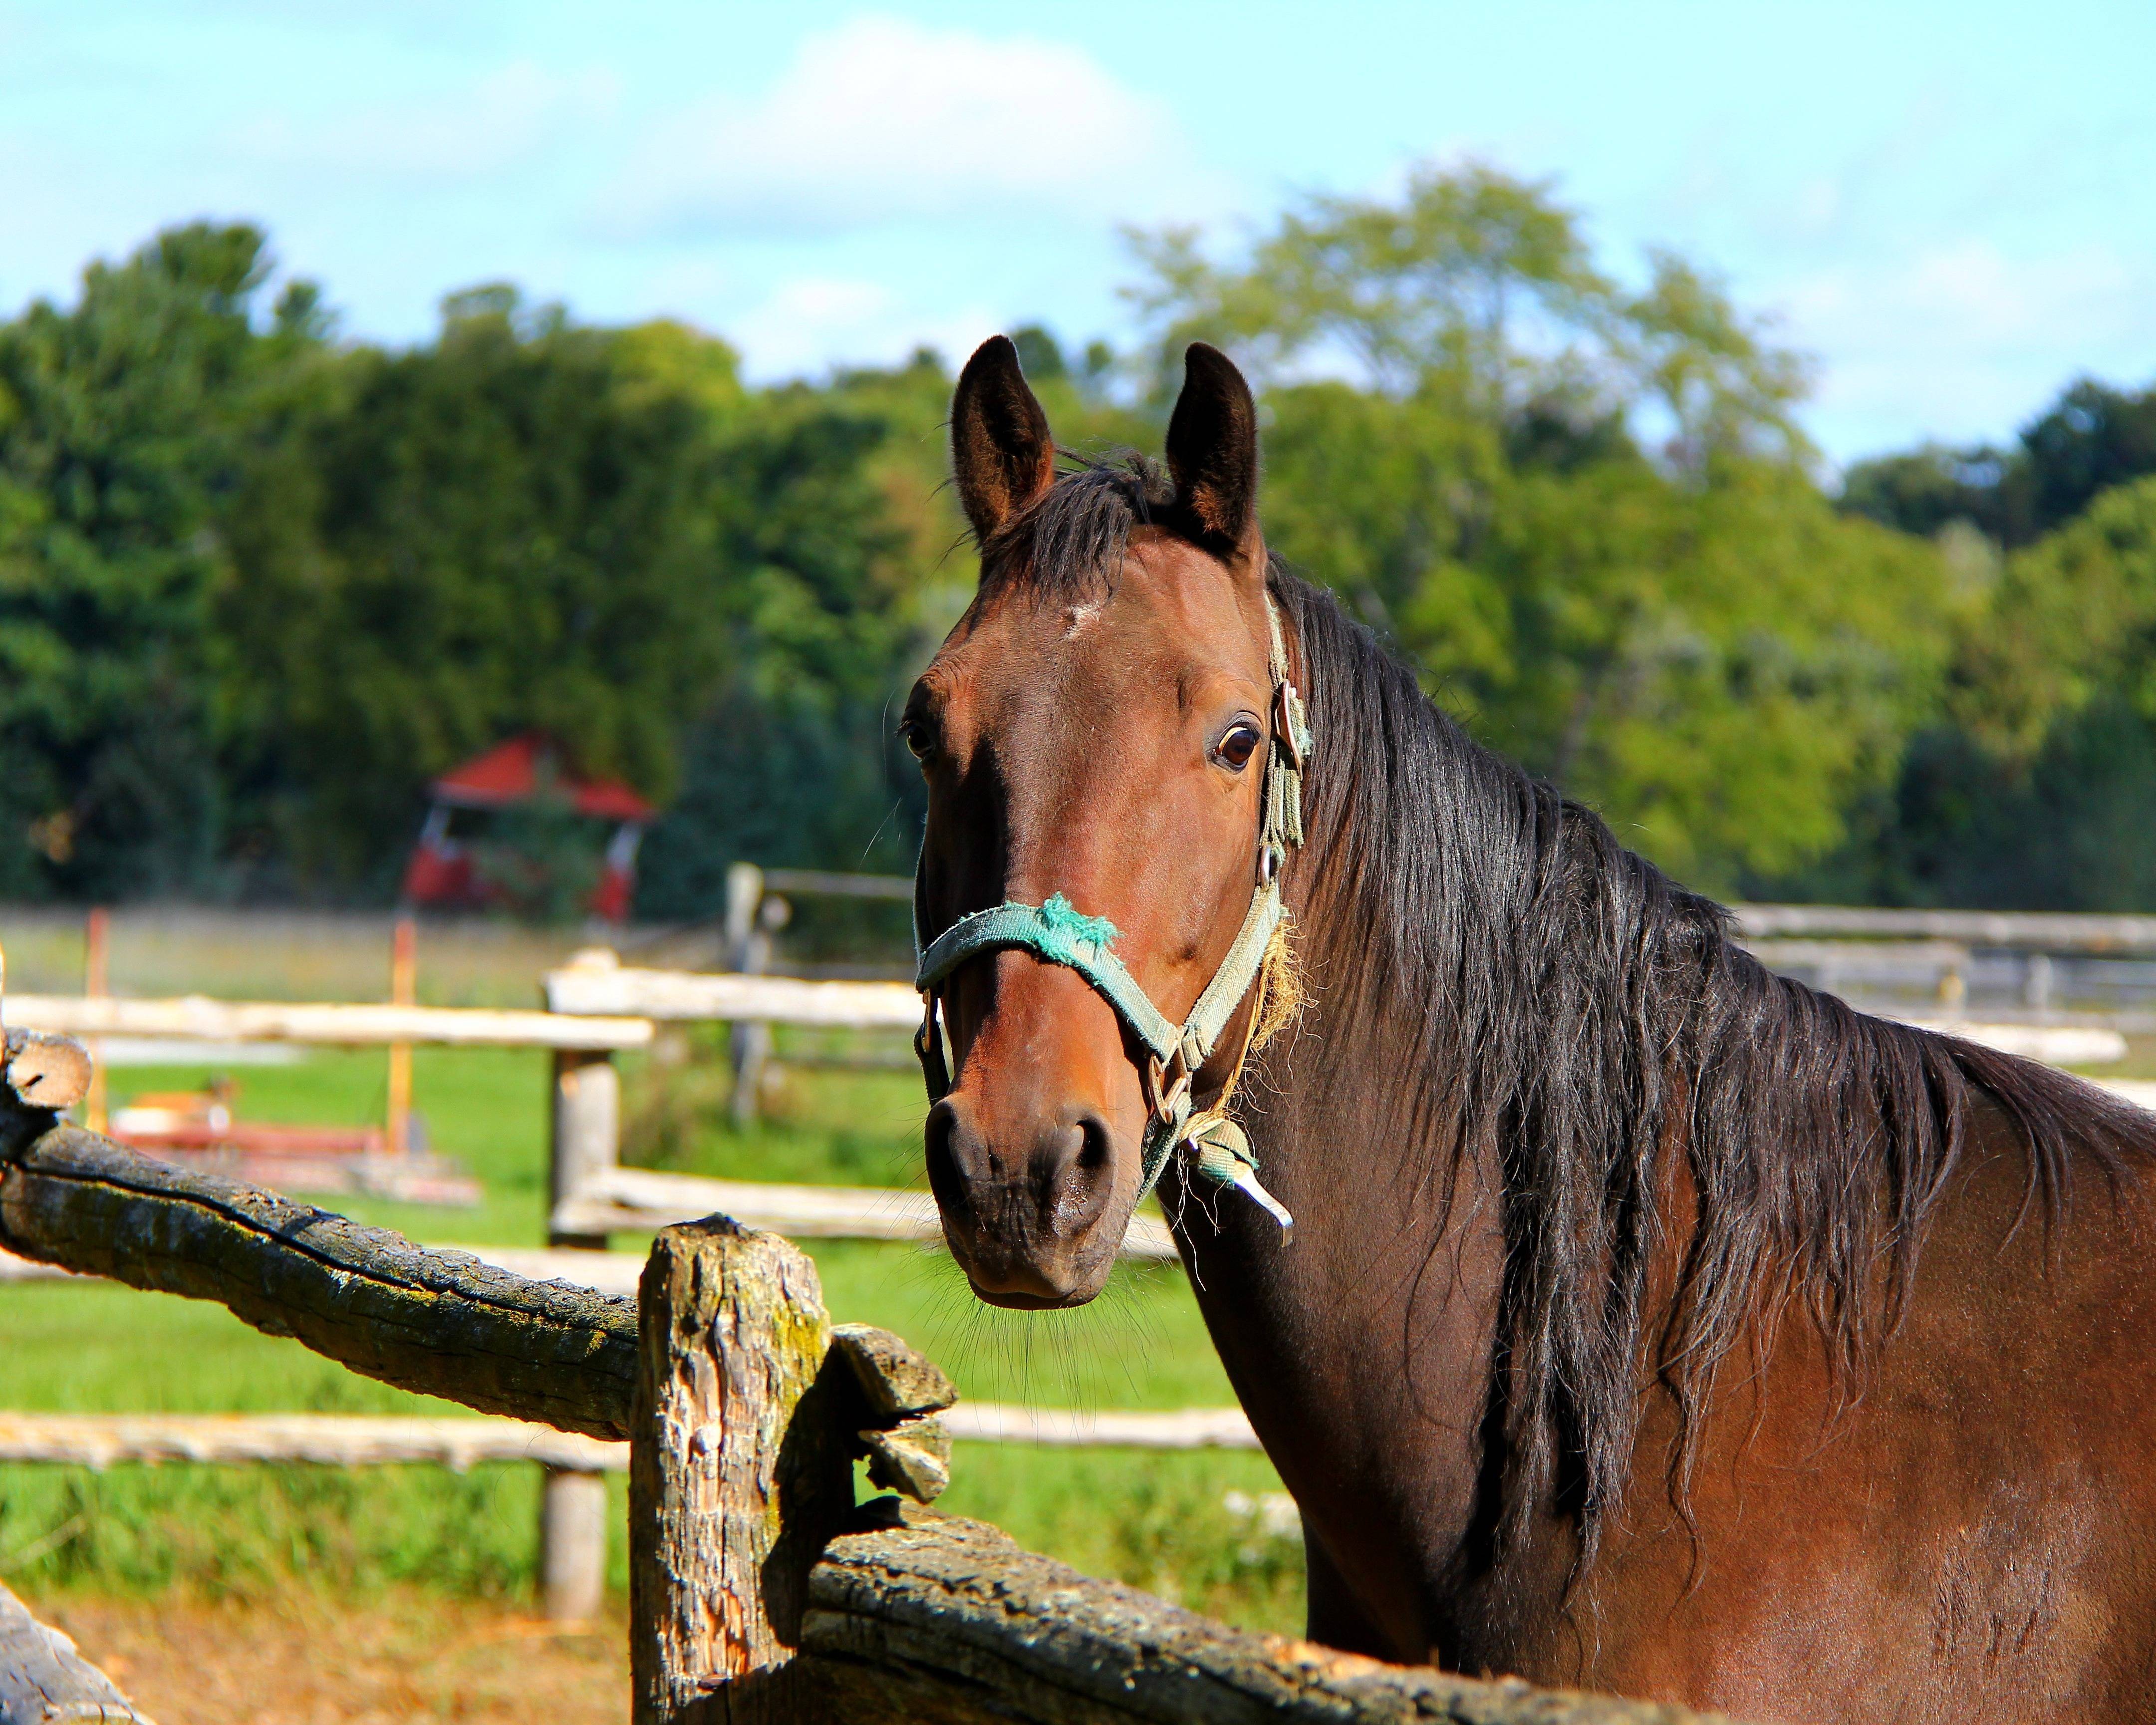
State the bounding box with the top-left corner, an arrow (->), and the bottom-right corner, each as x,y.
726,275 -> 1001,382
234,59 -> 619,181
600,15 -> 1212,238
1786,239 -> 2149,447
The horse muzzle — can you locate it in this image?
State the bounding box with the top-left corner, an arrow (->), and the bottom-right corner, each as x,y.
924,1087 -> 1133,1307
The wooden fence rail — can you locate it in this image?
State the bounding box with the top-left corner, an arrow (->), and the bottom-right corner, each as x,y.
805,1507 -> 1703,1725
0,1101 -> 637,1440
551,1164 -> 1182,1260
0,1412 -> 624,1471
1730,902 -> 2156,952
5,992 -> 652,1049
0,1404 -> 1262,1467
543,963 -> 919,1027
662,874 -> 2156,955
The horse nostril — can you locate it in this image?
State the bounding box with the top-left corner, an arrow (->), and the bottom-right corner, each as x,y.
925,1100 -> 973,1216
1042,1111 -> 1116,1232
1075,1112 -> 1111,1177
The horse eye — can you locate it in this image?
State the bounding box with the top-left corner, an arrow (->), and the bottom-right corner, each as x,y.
900,721 -> 934,762
1213,720 -> 1263,772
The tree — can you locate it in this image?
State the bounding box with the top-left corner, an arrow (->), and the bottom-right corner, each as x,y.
1125,164 -> 1941,887
1765,474 -> 2156,910
0,223 -> 292,898
218,290 -> 773,886
1839,375 -> 2156,551
1947,473 -> 2156,758
1124,162 -> 1809,472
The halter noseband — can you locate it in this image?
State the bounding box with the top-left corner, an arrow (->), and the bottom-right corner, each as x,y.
912,595 -> 1310,1233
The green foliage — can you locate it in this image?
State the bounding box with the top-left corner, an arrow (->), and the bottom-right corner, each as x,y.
1413,460 -> 1947,883
0,233 -> 965,903
1126,162 -> 1809,467
0,223 -> 283,899
220,292 -> 751,886
1840,376 -> 2156,550
1130,164 -> 1937,886
1769,475 -> 2156,910
1948,474 -> 2156,756
1774,702 -> 2156,912
11,196 -> 2156,911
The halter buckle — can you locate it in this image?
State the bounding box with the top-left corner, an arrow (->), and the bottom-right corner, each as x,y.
1145,1048 -> 1191,1126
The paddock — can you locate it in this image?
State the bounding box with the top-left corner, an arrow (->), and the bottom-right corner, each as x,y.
5,903 -> 2155,1720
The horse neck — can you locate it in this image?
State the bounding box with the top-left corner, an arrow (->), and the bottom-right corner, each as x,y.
1175,805 -> 1516,1625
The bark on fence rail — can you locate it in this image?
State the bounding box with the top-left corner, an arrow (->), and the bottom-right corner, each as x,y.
804,1507 -> 1719,1725
0,1090 -> 636,1440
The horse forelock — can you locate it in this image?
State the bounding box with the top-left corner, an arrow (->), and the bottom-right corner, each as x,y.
1265,569 -> 2151,1571
973,451 -> 1173,605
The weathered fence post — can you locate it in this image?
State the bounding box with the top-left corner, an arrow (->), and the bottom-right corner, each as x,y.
725,862 -> 773,1126
540,1465 -> 610,1624
543,946 -> 626,1613
548,1047 -> 618,1251
630,1215 -> 850,1725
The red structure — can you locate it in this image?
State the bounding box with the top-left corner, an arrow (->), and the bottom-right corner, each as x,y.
401,733 -> 654,921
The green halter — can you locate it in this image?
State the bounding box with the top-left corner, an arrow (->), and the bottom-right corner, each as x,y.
913,596 -> 1311,1232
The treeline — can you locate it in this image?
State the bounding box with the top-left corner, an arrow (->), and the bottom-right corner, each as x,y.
1826,379 -> 2156,908
4,168 -> 2154,915
0,227 -> 952,912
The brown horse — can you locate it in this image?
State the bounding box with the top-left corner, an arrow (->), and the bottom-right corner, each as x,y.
907,333 -> 2156,1721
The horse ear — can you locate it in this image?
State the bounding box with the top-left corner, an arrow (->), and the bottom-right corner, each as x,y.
952,335 -> 1055,545
1165,342 -> 1259,549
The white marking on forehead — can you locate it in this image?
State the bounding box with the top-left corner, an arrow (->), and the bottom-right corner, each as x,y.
1061,602 -> 1102,639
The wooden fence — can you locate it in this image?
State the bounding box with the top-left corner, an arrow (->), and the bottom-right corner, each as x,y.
0,1032 -> 1712,1725
0,949 -> 1180,1637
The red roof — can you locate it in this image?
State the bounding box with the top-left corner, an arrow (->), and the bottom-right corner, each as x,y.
430,733 -> 654,822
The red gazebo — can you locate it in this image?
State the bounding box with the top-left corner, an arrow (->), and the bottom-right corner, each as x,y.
401,733 -> 655,922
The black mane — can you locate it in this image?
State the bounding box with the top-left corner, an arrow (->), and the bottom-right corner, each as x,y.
993,455 -> 2149,1562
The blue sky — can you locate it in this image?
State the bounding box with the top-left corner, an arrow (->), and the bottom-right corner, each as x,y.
3,0 -> 2151,462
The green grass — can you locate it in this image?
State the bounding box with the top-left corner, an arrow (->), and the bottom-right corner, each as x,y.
2,1047 -> 1303,1633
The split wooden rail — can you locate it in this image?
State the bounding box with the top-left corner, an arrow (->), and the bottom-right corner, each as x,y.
0,1041 -> 1714,1725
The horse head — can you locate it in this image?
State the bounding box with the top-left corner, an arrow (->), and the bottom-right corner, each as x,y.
908,335 -> 1299,1308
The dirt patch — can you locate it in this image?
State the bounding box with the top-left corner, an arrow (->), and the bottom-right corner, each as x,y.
34,1592 -> 627,1725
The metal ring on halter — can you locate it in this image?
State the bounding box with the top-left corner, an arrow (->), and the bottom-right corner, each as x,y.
914,993 -> 952,1103
1257,844 -> 1281,887
1145,1048 -> 1191,1125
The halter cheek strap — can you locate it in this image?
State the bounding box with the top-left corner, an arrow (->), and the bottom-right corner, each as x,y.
913,594 -> 1311,1231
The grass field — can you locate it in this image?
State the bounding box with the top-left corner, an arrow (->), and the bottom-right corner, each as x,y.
0,1040 -> 1305,1643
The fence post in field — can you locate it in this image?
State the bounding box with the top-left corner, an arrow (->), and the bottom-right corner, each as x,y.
630,1215 -> 850,1725
725,862 -> 775,1127
540,1464 -> 610,1623
548,1048 -> 618,1250
548,944 -> 625,1250
544,949 -> 626,1612
387,913 -> 417,1155
82,906 -> 109,1137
